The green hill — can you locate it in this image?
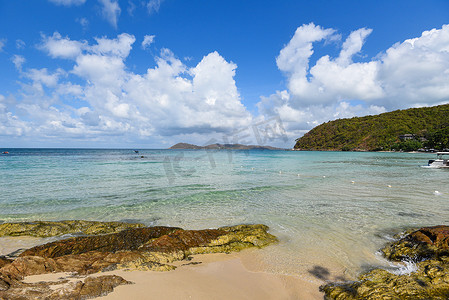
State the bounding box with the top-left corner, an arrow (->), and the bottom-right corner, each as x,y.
294,104 -> 449,151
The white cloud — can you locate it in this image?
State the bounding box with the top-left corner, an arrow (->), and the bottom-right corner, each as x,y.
27,68 -> 62,87
5,24 -> 449,147
12,55 -> 26,71
98,0 -> 121,28
122,49 -> 251,135
258,23 -> 449,142
48,0 -> 86,6
40,32 -> 85,59
378,25 -> 449,106
276,23 -> 336,76
147,0 -> 164,14
0,95 -> 30,137
2,33 -> 252,146
90,33 -> 135,58
142,35 -> 155,49
275,24 -> 382,106
337,28 -> 372,65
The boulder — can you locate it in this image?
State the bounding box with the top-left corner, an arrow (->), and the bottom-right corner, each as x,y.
382,225 -> 449,261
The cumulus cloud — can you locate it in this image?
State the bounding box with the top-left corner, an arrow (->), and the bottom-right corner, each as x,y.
90,33 -> 135,58
4,32 -> 252,146
25,68 -> 64,88
275,23 -> 382,106
258,23 -> 449,142
378,26 -> 449,107
40,32 -> 85,59
142,35 -> 155,49
4,24 -> 449,147
48,0 -> 86,6
98,0 -> 121,28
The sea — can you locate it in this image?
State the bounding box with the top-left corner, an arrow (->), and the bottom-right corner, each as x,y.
1,148 -> 448,281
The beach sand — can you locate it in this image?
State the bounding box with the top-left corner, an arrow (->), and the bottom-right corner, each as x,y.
24,252 -> 324,300
2,235 -> 327,299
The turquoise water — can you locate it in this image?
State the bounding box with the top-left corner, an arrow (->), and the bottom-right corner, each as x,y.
1,149 -> 448,279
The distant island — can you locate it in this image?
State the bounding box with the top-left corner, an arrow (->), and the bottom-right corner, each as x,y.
294,104 -> 449,151
169,143 -> 284,150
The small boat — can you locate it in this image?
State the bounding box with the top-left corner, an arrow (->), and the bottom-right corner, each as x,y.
427,152 -> 449,168
1,151 -> 8,154
134,150 -> 139,154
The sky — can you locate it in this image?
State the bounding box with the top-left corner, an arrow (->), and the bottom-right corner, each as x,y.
1,0 -> 449,148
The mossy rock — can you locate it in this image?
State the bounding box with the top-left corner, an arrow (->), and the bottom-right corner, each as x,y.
321,259 -> 449,299
382,225 -> 449,262
0,220 -> 145,237
321,225 -> 449,300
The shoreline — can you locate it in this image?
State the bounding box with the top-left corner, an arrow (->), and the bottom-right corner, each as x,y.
4,222 -> 449,299
0,222 -> 328,299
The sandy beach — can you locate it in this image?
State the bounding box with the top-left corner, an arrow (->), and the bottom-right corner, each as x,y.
24,252 -> 323,300
1,228 -> 325,299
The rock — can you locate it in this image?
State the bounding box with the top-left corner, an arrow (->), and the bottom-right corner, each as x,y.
20,224 -> 277,261
0,275 -> 131,300
0,256 -> 12,268
321,259 -> 449,299
2,256 -> 60,277
139,224 -> 278,256
117,259 -> 177,272
321,225 -> 449,300
14,224 -> 277,275
382,225 -> 449,262
215,224 -> 278,248
4,250 -> 181,277
0,220 -> 145,237
0,273 -> 19,292
139,229 -> 226,252
20,226 -> 181,258
72,275 -> 132,299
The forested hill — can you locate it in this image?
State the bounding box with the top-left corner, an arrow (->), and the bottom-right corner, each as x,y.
294,104 -> 449,151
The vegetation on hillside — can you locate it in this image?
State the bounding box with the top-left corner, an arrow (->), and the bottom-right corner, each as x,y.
294,104 -> 449,151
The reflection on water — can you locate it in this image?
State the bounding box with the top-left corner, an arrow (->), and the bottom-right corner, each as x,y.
0,149 -> 448,278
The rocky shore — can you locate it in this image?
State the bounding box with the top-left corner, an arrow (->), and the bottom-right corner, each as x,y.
0,220 -> 277,299
321,225 -> 449,299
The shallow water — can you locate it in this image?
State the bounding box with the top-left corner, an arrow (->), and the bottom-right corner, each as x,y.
1,149 -> 448,279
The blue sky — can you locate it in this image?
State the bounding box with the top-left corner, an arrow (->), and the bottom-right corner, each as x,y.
1,0 -> 449,148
